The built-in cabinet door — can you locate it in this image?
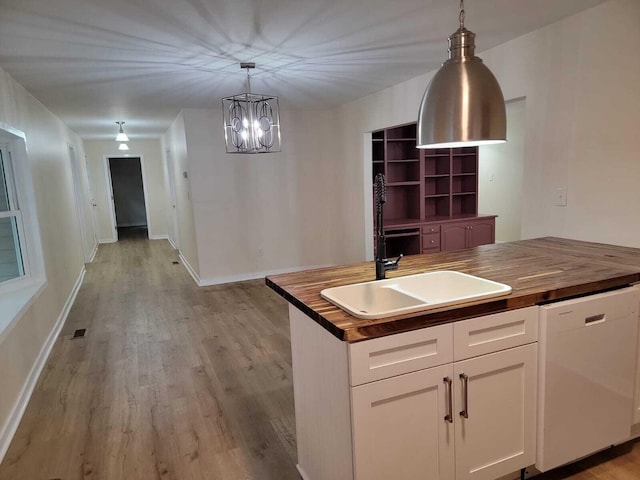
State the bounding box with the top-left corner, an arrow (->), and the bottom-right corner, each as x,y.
441,224 -> 467,251
352,364 -> 455,480
467,220 -> 494,248
453,344 -> 537,480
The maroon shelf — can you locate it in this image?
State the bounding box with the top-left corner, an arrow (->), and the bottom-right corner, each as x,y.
372,123 -> 489,257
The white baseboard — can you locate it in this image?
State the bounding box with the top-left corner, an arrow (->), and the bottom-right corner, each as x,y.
177,254 -> 333,288
87,242 -> 98,263
0,266 -> 86,463
167,236 -> 177,250
296,465 -> 311,480
98,237 -> 116,244
179,253 -> 201,286
197,264 -> 333,287
149,234 -> 168,240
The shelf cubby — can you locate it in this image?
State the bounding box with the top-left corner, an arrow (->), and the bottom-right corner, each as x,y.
385,231 -> 420,259
425,176 -> 450,196
385,123 -> 416,140
425,196 -> 450,219
452,174 -> 476,194
385,185 -> 421,221
425,156 -> 450,176
387,161 -> 420,184
452,155 -> 477,174
451,146 -> 477,155
372,130 -> 384,141
387,141 -> 418,161
452,193 -> 477,217
372,141 -> 384,163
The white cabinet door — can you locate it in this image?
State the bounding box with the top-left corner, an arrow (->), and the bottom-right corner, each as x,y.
352,364 -> 455,480
453,344 -> 537,480
632,285 -> 640,425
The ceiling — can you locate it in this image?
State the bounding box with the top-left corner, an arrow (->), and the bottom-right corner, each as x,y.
0,0 -> 606,140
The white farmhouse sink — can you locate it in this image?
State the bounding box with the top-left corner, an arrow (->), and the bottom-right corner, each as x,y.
320,271 -> 512,319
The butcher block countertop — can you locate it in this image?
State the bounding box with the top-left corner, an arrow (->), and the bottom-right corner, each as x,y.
265,237 -> 640,343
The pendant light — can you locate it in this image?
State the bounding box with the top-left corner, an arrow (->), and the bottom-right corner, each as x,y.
417,0 -> 506,149
115,121 -> 129,142
118,143 -> 130,151
222,63 -> 281,154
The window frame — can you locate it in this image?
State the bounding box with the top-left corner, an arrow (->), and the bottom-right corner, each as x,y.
0,145 -> 29,284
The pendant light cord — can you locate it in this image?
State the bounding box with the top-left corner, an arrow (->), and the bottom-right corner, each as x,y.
246,67 -> 252,94
459,0 -> 465,28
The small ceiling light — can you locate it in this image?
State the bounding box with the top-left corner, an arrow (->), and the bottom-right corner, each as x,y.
115,121 -> 129,142
222,63 -> 281,154
118,143 -> 129,151
417,0 -> 506,149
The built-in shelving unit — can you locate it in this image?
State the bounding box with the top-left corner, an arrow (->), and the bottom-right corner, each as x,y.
372,123 -> 495,257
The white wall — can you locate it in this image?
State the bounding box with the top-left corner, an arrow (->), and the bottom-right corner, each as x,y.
161,112 -> 199,274
84,139 -> 168,241
0,66 -> 90,453
334,0 -> 640,261
168,108 -> 341,285
479,100 -> 526,242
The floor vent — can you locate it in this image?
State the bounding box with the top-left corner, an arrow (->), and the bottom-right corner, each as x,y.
72,328 -> 86,339
172,261 -> 179,265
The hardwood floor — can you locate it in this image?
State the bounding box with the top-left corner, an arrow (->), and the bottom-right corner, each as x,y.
2,235 -> 640,479
0,236 -> 298,479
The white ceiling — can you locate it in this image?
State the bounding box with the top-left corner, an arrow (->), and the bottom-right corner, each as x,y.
0,0 -> 606,139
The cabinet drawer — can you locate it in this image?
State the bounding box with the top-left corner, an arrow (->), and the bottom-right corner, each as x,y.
422,225 -> 441,235
422,233 -> 440,249
453,306 -> 538,361
349,323 -> 453,386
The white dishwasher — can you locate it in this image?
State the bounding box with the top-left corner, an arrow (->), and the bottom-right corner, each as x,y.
536,287 -> 639,472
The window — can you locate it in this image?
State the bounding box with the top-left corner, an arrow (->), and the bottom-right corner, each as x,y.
0,145 -> 26,284
0,126 -> 46,338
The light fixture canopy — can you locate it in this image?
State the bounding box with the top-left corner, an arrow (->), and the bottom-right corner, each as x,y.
417,1 -> 506,149
118,143 -> 130,151
222,63 -> 281,154
115,121 -> 129,142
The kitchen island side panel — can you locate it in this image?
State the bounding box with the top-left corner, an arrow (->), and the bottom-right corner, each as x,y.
290,305 -> 353,480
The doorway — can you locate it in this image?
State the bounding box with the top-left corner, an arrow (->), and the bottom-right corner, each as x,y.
106,156 -> 150,240
165,149 -> 180,249
68,144 -> 97,261
478,99 -> 526,242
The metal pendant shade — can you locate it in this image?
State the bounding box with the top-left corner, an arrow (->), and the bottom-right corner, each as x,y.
417,5 -> 506,149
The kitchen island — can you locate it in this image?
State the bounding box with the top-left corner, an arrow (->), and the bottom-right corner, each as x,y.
266,237 -> 640,480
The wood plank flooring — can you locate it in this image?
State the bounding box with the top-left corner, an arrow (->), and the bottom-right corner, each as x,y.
0,232 -> 298,479
2,232 -> 640,479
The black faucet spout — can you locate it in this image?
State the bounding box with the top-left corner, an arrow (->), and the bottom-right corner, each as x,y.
374,173 -> 403,280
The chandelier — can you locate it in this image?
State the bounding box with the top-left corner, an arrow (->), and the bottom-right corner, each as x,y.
222,63 -> 281,154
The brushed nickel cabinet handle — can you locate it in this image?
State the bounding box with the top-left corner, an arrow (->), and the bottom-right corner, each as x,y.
444,377 -> 453,423
460,373 -> 469,419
